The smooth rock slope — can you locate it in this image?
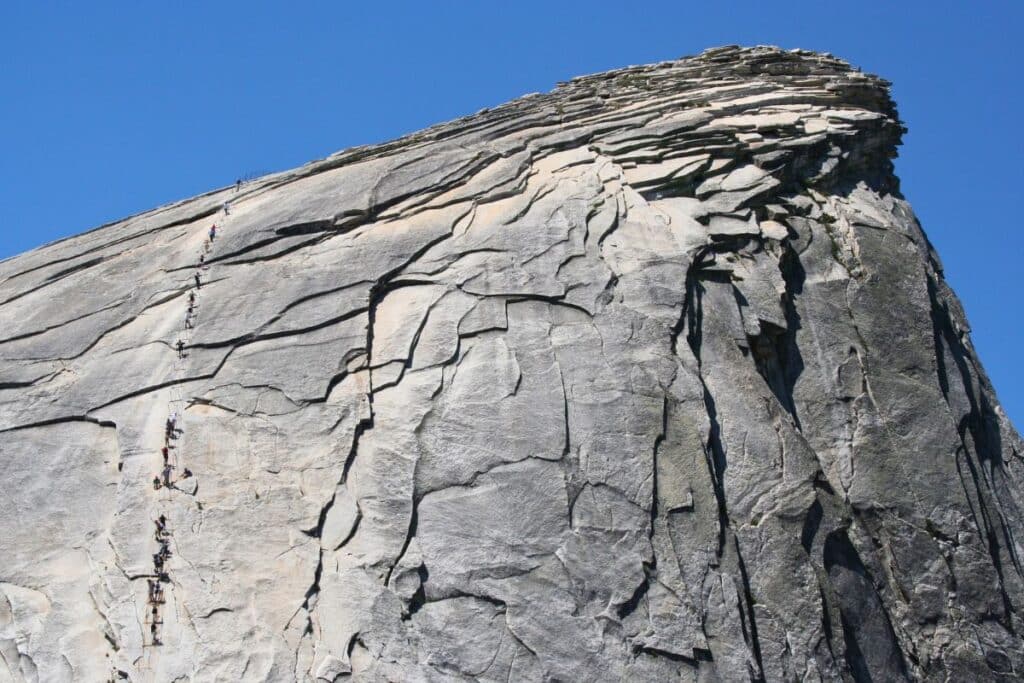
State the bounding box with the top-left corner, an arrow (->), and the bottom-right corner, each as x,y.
1,45 -> 1022,682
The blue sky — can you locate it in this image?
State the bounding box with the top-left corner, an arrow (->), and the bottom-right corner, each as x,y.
1,2 -> 1021,425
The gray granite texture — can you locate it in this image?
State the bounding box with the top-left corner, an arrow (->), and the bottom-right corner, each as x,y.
0,45 -> 1021,682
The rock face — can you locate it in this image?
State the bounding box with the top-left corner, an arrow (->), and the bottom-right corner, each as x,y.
0,45 -> 1021,682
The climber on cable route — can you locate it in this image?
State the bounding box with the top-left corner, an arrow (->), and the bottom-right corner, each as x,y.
194,272 -> 201,289
209,224 -> 217,240
147,579 -> 164,604
153,551 -> 166,572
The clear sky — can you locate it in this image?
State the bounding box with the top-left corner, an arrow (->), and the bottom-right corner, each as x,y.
1,2 -> 1021,425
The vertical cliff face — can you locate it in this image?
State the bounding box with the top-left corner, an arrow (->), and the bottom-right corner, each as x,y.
0,45 -> 1021,682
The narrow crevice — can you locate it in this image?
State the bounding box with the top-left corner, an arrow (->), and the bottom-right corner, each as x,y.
0,414 -> 116,434
211,233 -> 332,268
616,573 -> 650,620
274,219 -> 335,237
634,645 -> 699,667
500,293 -> 594,319
386,501 -> 420,589
0,372 -> 58,391
823,527 -> 909,682
560,371 -> 572,459
0,297 -> 128,345
650,395 -> 669,538
43,256 -> 106,283
700,373 -> 729,556
404,565 -> 429,618
275,280 -> 373,318
189,305 -> 369,351
801,499 -> 824,554
733,538 -> 767,683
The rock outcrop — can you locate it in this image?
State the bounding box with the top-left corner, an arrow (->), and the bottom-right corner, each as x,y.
1,45 -> 1022,682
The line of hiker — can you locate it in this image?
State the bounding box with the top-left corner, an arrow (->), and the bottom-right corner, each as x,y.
147,415 -> 181,647
147,514 -> 171,646
149,218 -> 224,648
176,222 -> 218,358
153,412 -> 193,491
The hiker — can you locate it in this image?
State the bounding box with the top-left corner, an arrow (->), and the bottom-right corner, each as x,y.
222,202 -> 231,215
162,464 -> 173,487
176,339 -> 185,357
188,291 -> 195,305
153,476 -> 162,490
209,224 -> 216,240
235,179 -> 241,192
185,315 -> 193,330
199,254 -> 205,266
161,446 -> 169,463
194,272 -> 201,289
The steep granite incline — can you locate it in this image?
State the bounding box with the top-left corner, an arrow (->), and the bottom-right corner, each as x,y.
1,45 -> 1022,682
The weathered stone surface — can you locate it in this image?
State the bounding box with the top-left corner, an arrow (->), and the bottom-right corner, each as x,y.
0,45 -> 1021,681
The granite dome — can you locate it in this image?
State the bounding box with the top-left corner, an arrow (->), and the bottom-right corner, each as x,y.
0,45 -> 1021,682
